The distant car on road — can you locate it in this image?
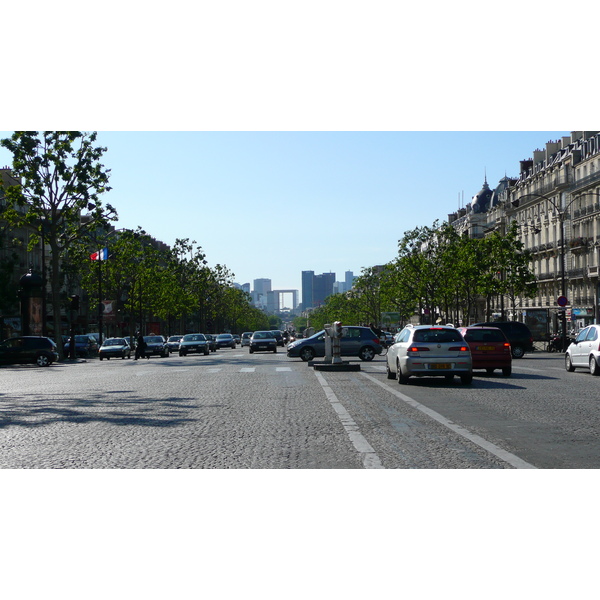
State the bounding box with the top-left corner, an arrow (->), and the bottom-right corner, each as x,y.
249,331 -> 278,353
270,330 -> 285,347
64,334 -> 99,358
0,336 -> 59,367
99,338 -> 132,360
143,335 -> 170,358
166,335 -> 183,353
216,334 -> 236,349
179,333 -> 210,356
286,326 -> 383,362
241,332 -> 253,347
204,334 -> 218,352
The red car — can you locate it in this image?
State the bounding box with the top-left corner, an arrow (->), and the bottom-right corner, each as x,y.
457,326 -> 512,376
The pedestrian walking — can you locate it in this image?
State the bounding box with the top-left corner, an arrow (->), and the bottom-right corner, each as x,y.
135,332 -> 148,360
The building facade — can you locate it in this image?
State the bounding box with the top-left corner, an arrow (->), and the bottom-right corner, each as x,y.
448,131 -> 600,335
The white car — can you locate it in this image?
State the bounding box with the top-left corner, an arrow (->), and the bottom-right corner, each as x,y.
241,332 -> 253,347
565,324 -> 600,375
386,325 -> 473,385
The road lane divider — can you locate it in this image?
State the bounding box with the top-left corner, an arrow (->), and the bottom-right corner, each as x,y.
360,372 -> 536,469
314,370 -> 384,469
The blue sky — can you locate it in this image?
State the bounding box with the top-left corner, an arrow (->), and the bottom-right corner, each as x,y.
0,130 -> 571,293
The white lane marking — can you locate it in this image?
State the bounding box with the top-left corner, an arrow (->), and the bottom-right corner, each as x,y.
240,368 -> 255,373
276,367 -> 292,372
314,370 -> 384,469
360,372 -> 536,469
207,368 -> 222,373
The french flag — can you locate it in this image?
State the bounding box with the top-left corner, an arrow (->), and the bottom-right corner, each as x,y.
90,247 -> 109,261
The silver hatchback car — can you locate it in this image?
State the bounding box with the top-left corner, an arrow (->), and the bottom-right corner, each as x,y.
565,324 -> 600,375
386,325 -> 473,385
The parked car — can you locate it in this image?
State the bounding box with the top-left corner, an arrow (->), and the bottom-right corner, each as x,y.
204,334 -> 218,352
64,334 -> 99,357
0,336 -> 59,367
565,324 -> 600,375
386,325 -> 473,384
287,326 -> 383,362
270,330 -> 285,347
166,335 -> 183,353
143,335 -> 170,358
472,321 -> 534,359
457,326 -> 512,376
241,332 -> 253,347
216,333 -> 236,349
249,330 -> 278,353
99,338 -> 132,360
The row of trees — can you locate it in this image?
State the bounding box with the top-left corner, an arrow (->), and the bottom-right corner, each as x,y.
0,131 -> 270,358
301,221 -> 537,332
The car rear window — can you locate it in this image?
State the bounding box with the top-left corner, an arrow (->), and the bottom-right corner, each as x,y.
413,329 -> 464,343
463,330 -> 506,343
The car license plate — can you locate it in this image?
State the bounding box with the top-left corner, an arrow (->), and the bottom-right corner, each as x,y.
431,363 -> 451,369
258,345 -> 268,349
476,345 -> 494,351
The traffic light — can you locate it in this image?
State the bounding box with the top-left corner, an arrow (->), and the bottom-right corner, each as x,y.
69,294 -> 80,311
332,321 -> 343,338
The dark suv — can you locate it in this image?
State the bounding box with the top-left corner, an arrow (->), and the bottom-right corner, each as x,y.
287,326 -> 383,361
0,336 -> 59,367
472,321 -> 534,358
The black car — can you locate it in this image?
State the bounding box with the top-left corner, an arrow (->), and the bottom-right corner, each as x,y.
0,336 -> 59,367
179,333 -> 210,356
143,335 -> 170,358
472,321 -> 534,359
166,335 -> 183,353
215,334 -> 236,349
249,331 -> 278,353
63,334 -> 99,358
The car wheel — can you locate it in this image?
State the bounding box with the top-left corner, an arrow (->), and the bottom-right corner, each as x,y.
107,357 -> 110,360
460,373 -> 473,385
511,345 -> 525,359
565,354 -> 575,372
300,347 -> 315,362
273,348 -> 277,353
358,346 -> 375,361
590,356 -> 600,376
249,348 -> 254,353
180,351 -> 186,357
35,353 -> 50,367
386,362 -> 395,379
204,348 -> 210,355
396,360 -> 409,384
502,366 -> 512,376
99,357 -> 103,361
486,368 -> 495,374
445,374 -> 454,381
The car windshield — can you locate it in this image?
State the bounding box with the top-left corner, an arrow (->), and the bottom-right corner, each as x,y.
463,329 -> 506,343
413,329 -> 463,343
183,334 -> 204,341
253,332 -> 273,339
217,334 -> 231,339
145,336 -> 163,343
104,338 -> 125,346
168,336 -> 182,342
74,335 -> 90,342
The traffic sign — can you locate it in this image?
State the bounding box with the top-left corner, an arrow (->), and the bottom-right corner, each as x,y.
557,295 -> 568,307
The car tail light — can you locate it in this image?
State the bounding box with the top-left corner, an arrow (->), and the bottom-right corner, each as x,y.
408,345 -> 429,352
449,346 -> 469,352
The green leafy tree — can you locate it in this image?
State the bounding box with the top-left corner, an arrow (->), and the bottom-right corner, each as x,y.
0,131 -> 116,357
